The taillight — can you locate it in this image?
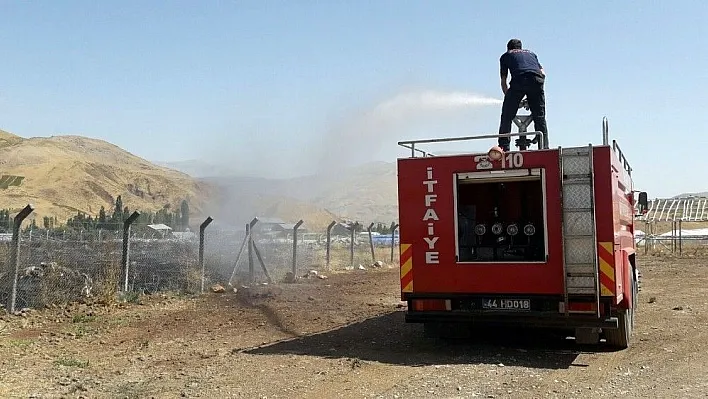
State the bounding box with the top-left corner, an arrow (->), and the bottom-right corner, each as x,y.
412,299 -> 448,311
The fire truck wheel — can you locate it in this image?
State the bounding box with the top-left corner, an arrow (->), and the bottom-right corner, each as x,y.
604,308 -> 631,349
631,266 -> 638,330
605,275 -> 636,349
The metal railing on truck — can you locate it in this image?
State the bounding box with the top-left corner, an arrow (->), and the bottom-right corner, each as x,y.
603,116 -> 633,176
399,115 -> 633,179
398,97 -> 548,157
398,131 -> 548,158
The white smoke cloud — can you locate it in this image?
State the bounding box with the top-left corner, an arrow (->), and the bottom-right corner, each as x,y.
373,90 -> 503,118
188,89 -> 503,180
311,89 -> 502,172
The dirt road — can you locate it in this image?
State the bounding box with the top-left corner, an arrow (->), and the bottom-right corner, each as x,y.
1,254 -> 706,398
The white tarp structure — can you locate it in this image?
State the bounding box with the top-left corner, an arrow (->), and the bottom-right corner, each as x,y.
633,228 -> 708,238
634,228 -> 708,246
658,228 -> 708,237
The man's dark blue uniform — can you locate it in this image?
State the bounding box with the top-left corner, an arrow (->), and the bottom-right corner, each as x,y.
497,39 -> 547,151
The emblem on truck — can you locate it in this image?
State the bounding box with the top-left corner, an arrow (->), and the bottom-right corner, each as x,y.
473,155 -> 493,170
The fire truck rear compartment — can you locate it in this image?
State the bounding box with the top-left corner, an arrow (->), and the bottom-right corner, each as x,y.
456,169 -> 546,263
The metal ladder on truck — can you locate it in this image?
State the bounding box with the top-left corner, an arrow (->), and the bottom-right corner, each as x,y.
559,145 -> 600,317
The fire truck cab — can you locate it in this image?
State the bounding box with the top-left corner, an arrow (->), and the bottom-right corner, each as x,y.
396,108 -> 648,349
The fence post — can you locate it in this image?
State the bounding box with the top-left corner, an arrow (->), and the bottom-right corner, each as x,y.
349,222 -> 357,268
643,221 -> 648,255
247,218 -> 258,283
679,219 -> 683,255
292,220 -> 304,277
121,211 -> 140,292
250,240 -> 272,284
27,224 -> 33,263
199,216 -> 214,293
390,222 -> 399,263
649,222 -> 653,253
228,229 -> 251,287
326,221 -> 336,270
8,204 -> 34,314
367,223 -> 375,263
670,221 -> 674,253
245,223 -> 251,280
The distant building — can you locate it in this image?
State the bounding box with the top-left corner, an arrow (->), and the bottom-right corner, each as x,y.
146,223 -> 172,238
252,217 -> 287,233
278,223 -> 309,234
330,222 -> 352,236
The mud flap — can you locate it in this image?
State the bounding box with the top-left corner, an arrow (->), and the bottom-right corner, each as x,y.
575,327 -> 601,344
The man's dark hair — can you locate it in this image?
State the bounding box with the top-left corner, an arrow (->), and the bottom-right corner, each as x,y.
507,39 -> 522,50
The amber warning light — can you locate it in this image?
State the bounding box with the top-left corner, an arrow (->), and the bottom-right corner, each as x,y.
488,145 -> 504,161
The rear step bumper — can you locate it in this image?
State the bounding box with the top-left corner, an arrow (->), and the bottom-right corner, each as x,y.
405,310 -> 619,329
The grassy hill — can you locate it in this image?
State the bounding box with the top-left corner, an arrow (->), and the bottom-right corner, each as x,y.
673,192 -> 708,198
297,161 -> 398,224
0,129 -> 214,227
0,129 -> 336,230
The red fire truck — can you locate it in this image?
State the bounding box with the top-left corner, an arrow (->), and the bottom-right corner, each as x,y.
396,108 -> 648,349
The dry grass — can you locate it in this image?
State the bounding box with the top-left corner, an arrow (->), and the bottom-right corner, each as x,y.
320,245 -> 398,270
90,260 -> 121,305
182,267 -> 203,295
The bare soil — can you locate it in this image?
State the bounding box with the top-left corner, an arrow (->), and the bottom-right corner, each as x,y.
1,255 -> 706,399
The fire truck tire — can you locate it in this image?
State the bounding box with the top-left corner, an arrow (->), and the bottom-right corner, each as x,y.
604,307 -> 631,349
605,274 -> 637,349
630,265 -> 638,330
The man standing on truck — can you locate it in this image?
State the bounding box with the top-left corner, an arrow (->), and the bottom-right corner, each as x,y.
497,39 -> 548,151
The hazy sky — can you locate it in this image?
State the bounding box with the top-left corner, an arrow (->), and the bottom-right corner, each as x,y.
0,1 -> 705,198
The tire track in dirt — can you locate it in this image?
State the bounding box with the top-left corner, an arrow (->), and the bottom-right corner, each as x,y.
1,257 -> 706,398
529,257 -> 708,398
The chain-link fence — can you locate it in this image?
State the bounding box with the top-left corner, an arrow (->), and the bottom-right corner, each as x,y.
201,224 -> 401,290
0,228 -> 203,311
637,235 -> 708,257
0,207 -> 400,313
635,220 -> 708,256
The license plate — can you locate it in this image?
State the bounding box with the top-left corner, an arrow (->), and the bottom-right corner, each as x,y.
482,298 -> 531,311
